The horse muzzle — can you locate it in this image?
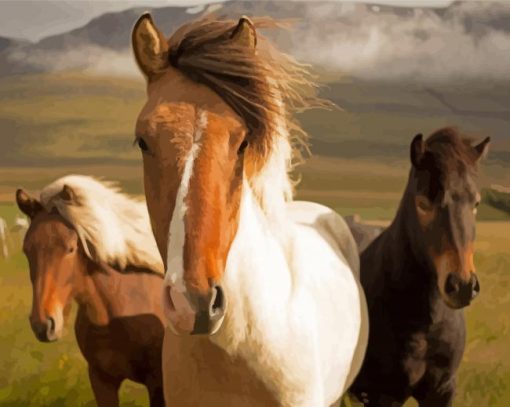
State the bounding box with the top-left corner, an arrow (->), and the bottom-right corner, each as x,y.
162,283 -> 227,336
29,313 -> 63,342
443,272 -> 480,309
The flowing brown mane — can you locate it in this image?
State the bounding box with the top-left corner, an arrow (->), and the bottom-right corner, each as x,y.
165,16 -> 328,167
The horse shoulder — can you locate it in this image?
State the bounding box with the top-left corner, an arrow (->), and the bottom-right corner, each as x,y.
286,201 -> 359,276
103,268 -> 165,318
286,201 -> 368,399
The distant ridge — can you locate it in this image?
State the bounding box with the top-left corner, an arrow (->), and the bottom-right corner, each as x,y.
1,1 -> 509,80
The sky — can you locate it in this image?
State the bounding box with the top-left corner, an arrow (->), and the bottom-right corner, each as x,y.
0,0 -> 455,42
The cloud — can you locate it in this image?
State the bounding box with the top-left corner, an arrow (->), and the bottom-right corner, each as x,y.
7,45 -> 139,77
5,1 -> 510,83
291,2 -> 510,82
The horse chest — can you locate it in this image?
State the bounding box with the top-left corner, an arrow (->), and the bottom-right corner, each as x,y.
75,309 -> 163,383
162,332 -> 280,406
401,332 -> 429,386
355,288 -> 456,401
75,318 -> 132,372
399,309 -> 464,386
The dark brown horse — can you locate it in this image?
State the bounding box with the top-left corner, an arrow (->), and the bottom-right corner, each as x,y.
15,175 -> 166,407
350,128 -> 490,407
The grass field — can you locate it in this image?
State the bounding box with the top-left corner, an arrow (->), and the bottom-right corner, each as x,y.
1,206 -> 509,407
0,73 -> 509,406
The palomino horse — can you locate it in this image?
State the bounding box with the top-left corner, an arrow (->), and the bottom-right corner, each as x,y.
16,175 -> 166,407
131,14 -> 368,406
350,128 -> 490,407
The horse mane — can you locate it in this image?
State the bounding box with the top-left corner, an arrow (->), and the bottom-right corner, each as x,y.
166,16 -> 330,220
424,127 -> 480,174
39,175 -> 164,275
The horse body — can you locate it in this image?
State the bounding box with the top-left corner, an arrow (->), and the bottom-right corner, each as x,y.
344,214 -> 385,254
212,193 -> 366,406
74,264 -> 165,407
286,201 -> 368,394
161,189 -> 367,406
131,15 -> 367,406
16,176 -> 166,407
351,128 -> 490,407
352,220 -> 466,406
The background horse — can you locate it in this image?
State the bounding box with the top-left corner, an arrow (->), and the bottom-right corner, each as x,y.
16,175 -> 166,407
131,14 -> 368,406
0,216 -> 9,258
350,128 -> 490,406
344,214 -> 385,253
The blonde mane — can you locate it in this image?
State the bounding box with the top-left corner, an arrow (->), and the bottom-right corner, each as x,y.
166,17 -> 330,220
39,175 -> 164,275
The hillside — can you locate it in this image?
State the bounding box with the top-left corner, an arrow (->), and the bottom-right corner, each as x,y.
0,73 -> 508,221
1,73 -> 508,165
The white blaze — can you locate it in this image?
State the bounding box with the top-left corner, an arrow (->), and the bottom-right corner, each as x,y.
165,110 -> 207,292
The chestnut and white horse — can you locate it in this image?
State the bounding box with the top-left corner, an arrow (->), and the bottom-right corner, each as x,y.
131,14 -> 368,406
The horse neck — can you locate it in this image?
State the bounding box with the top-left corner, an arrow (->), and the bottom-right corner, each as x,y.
74,257 -> 114,326
248,103 -> 294,224
214,182 -> 292,352
384,173 -> 434,281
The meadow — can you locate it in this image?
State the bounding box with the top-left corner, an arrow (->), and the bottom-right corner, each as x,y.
0,73 -> 509,406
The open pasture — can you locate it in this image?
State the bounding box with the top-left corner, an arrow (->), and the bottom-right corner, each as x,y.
1,203 -> 509,406
0,73 -> 508,406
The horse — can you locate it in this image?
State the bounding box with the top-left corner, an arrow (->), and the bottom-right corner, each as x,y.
350,128 -> 490,407
10,215 -> 29,249
344,214 -> 385,253
0,216 -> 10,258
130,14 -> 368,406
12,214 -> 29,232
16,175 -> 166,407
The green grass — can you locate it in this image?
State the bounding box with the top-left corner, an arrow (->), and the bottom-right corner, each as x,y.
456,223 -> 510,407
2,207 -> 509,406
0,73 -> 145,166
0,248 -> 149,406
0,72 -> 509,405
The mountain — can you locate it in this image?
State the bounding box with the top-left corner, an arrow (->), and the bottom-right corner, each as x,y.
1,1 -> 509,163
1,1 -> 509,82
0,36 -> 29,52
0,36 -> 38,76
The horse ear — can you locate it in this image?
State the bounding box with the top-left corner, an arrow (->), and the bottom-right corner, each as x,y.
15,189 -> 43,219
231,16 -> 257,49
132,13 -> 169,78
60,184 -> 76,202
474,137 -> 490,161
410,133 -> 425,169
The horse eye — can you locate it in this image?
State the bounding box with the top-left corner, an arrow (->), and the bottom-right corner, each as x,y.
417,196 -> 433,212
137,138 -> 149,152
238,140 -> 248,155
68,246 -> 75,254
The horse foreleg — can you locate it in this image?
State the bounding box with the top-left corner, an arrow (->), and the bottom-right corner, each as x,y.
415,379 -> 455,407
146,378 -> 165,407
351,392 -> 406,407
88,366 -> 121,407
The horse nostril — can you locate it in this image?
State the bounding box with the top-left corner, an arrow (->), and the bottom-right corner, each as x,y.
30,318 -> 50,342
210,285 -> 225,316
47,317 -> 55,334
444,273 -> 459,295
471,275 -> 480,299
